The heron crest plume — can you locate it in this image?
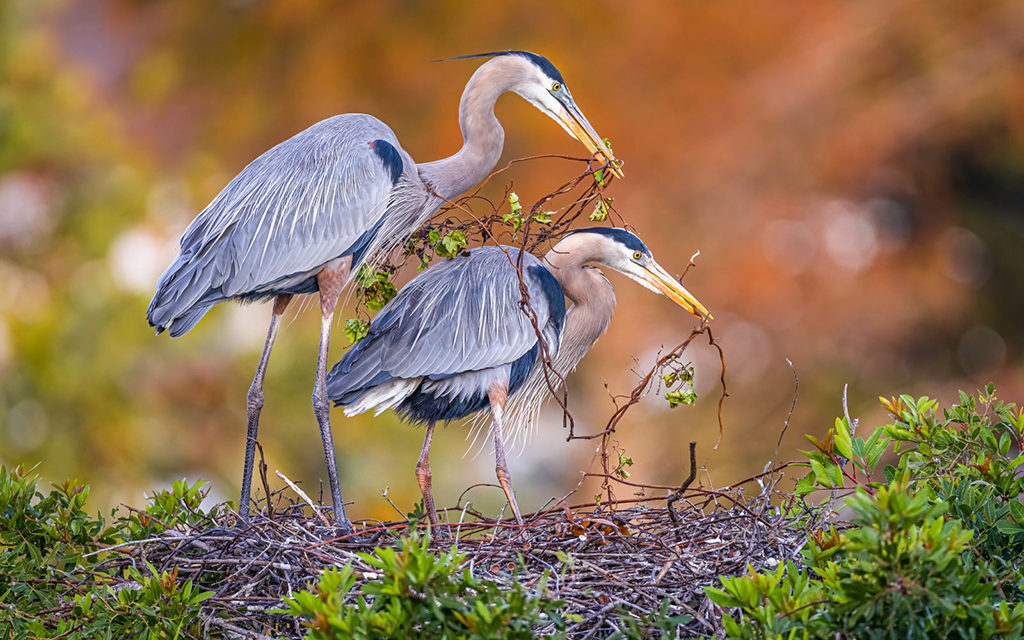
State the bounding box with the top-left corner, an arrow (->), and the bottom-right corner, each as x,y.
433,50 -> 565,84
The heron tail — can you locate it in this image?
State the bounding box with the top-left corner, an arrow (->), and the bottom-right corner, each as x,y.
146,245 -> 227,337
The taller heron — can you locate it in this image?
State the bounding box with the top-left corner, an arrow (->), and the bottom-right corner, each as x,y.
326,228 -> 710,526
146,51 -> 619,528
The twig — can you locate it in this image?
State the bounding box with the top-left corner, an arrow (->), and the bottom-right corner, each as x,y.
380,486 -> 406,520
774,358 -> 799,465
256,441 -> 273,520
275,470 -> 330,528
667,442 -> 698,523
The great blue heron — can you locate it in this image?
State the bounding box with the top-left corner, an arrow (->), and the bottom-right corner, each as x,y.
326,227 -> 710,526
145,52 -> 619,528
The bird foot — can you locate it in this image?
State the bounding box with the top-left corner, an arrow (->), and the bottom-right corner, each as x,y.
312,520 -> 360,542
428,524 -> 452,541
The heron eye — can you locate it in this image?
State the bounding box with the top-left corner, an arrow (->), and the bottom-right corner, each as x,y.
632,251 -> 642,260
552,82 -> 562,92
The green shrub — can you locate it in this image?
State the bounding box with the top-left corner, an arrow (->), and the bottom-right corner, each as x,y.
0,466 -> 218,638
282,533 -> 567,639
708,386 -> 1024,639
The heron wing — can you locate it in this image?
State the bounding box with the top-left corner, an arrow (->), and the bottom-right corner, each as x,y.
327,246 -> 566,396
176,113 -> 412,299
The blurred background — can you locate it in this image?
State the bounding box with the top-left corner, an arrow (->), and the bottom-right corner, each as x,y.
2,0 -> 1022,519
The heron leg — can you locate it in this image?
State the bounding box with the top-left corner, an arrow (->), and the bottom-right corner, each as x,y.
240,293 -> 292,521
415,422 -> 440,528
488,382 -> 523,525
314,257 -> 351,530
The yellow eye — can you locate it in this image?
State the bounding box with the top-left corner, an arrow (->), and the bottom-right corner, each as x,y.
552,82 -> 562,92
632,251 -> 642,260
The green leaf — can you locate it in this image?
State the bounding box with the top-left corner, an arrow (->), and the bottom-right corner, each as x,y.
435,230 -> 467,259
344,318 -> 370,343
589,197 -> 612,221
809,458 -> 836,488
665,389 -> 696,408
995,518 -> 1024,536
507,192 -> 522,216
833,418 -> 853,459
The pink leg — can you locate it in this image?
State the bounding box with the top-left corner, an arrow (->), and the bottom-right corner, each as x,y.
415,422 -> 440,527
488,382 -> 523,525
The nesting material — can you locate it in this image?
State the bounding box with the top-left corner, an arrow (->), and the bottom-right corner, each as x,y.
97,469 -> 813,639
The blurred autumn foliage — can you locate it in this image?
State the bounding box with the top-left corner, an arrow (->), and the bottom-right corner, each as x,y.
2,0 -> 1022,520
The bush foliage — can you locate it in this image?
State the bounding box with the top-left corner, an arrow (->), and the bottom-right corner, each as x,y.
708,385 -> 1024,639
281,535 -> 567,639
0,470 -> 216,637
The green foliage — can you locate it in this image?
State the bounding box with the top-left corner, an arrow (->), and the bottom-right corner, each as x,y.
0,465 -> 218,638
612,598 -> 693,639
402,227 -> 470,271
504,192 -> 552,237
343,266 -> 399,345
532,210 -> 553,225
664,363 -> 697,408
282,534 -> 567,639
709,386 -> 1024,639
588,196 -> 613,221
354,265 -> 399,312
344,317 -> 370,343
614,452 -> 634,480
593,138 -> 617,188
430,228 -> 468,259
64,565 -> 214,639
665,389 -> 697,408
505,191 -> 525,236
127,478 -> 214,537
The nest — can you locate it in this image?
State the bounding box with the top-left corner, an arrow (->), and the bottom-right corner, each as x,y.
98,452 -> 818,639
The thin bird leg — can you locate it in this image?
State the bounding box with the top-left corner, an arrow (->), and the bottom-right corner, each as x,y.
314,257 -> 352,530
240,293 -> 292,520
488,381 -> 523,525
415,422 -> 440,527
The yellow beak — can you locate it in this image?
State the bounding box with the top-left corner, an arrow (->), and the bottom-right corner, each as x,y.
559,104 -> 624,179
641,261 -> 712,321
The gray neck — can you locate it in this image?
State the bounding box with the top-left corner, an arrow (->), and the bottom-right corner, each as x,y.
543,245 -> 617,377
418,57 -> 530,199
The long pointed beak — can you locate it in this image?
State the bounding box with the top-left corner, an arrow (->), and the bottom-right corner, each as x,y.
559,101 -> 623,179
641,260 -> 712,321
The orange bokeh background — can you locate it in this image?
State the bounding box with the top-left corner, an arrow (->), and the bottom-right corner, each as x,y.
2,0 -> 1022,519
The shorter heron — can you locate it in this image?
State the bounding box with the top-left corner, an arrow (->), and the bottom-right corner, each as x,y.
326,227 -> 710,526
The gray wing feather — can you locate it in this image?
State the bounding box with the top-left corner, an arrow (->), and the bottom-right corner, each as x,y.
148,114 -> 413,331
327,247 -> 562,397
382,248 -> 558,377
188,113 -> 404,296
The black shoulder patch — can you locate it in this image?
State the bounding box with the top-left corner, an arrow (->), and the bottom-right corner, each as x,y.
566,227 -> 651,256
436,50 -> 565,85
527,264 -> 567,335
370,139 -> 403,185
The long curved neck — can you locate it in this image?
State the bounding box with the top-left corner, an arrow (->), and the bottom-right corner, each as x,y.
543,245 -> 617,377
418,58 -> 529,199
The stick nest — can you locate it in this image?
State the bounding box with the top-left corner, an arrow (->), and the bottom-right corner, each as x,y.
102,466 -> 816,639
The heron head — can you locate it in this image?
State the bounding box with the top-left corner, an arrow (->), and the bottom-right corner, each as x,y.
563,227 -> 712,321
444,51 -> 622,178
